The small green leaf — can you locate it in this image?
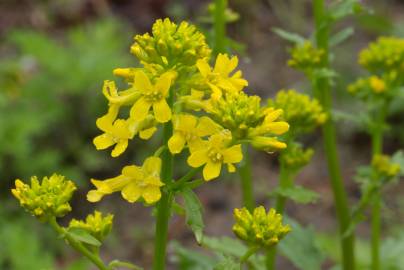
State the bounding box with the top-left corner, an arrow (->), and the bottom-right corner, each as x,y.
67,228 -> 101,247
272,28 -> 305,44
182,188 -> 204,244
202,236 -> 247,257
279,218 -> 325,270
213,256 -> 240,270
108,260 -> 143,270
171,241 -> 217,269
271,185 -> 320,204
330,27 -> 354,47
328,0 -> 363,21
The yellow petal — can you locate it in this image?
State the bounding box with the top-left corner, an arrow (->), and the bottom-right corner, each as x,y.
264,109 -> 283,122
111,140 -> 128,157
134,71 -> 152,92
203,161 -> 222,181
143,156 -> 162,175
121,183 -> 142,203
96,105 -> 119,130
153,99 -> 172,123
93,134 -> 115,150
223,144 -> 243,163
130,97 -> 151,122
91,175 -> 130,193
87,190 -> 104,202
168,132 -> 186,154
145,176 -> 164,186
265,122 -> 290,135
196,59 -> 211,77
213,53 -> 228,75
196,116 -> 220,137
187,150 -> 208,168
122,165 -> 143,179
227,163 -> 236,173
139,127 -> 157,140
155,72 -> 173,97
187,137 -> 206,153
177,114 -> 197,131
142,186 -> 162,204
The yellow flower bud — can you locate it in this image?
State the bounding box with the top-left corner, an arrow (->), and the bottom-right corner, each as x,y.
69,211 -> 114,242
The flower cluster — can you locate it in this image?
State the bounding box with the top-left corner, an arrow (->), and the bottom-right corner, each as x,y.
69,211 -> 114,241
90,18 -> 289,204
11,174 -> 76,221
359,37 -> 404,75
281,143 -> 314,171
287,41 -> 325,73
371,154 -> 400,180
233,206 -> 291,248
268,89 -> 326,135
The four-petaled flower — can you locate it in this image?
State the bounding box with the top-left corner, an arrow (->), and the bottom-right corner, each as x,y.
197,53 -> 248,99
130,71 -> 175,123
187,131 -> 243,181
87,156 -> 164,204
168,114 -> 221,154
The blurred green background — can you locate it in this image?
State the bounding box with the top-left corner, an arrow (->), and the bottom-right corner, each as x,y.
1,0 -> 404,269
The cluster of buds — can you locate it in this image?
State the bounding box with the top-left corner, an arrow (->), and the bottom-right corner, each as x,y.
69,211 -> 114,242
281,143 -> 314,172
131,18 -> 211,68
268,89 -> 326,136
359,37 -> 404,75
371,154 -> 401,180
11,174 -> 76,222
287,41 -> 325,73
233,206 -> 291,248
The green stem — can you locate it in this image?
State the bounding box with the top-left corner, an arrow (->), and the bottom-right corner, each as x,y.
152,91 -> 174,270
169,167 -> 202,191
240,246 -> 260,264
313,1 -> 355,269
370,102 -> 387,270
239,145 -> 254,211
213,0 -> 227,54
266,152 -> 292,270
49,218 -> 108,270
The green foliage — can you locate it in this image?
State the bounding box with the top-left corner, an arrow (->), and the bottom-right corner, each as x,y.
0,18 -> 131,187
67,227 -> 102,247
182,188 -> 204,244
270,185 -> 320,204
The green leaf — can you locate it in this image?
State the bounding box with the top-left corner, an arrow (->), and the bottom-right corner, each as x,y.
202,236 -> 247,257
272,27 -> 305,44
213,256 -> 240,270
313,68 -> 338,79
67,228 -> 101,247
279,218 -> 325,270
170,241 -> 217,269
271,185 -> 320,204
330,27 -> 354,47
328,0 -> 363,21
391,150 -> 404,177
182,188 -> 204,244
108,260 -> 143,270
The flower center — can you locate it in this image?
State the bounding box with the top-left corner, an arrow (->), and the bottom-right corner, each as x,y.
207,149 -> 223,163
144,91 -> 163,102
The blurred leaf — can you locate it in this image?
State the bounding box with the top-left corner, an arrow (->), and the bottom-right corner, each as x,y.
279,217 -> 325,270
108,260 -> 143,270
391,150 -> 404,177
182,188 -> 204,244
170,241 -> 217,270
271,185 -> 320,204
67,228 -> 101,247
213,256 -> 240,270
328,0 -> 363,22
202,236 -> 247,257
272,27 -> 305,44
330,27 -> 354,47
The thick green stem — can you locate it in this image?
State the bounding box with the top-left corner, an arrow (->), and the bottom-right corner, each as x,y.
265,153 -> 292,270
213,0 -> 227,54
239,145 -> 254,211
152,91 -> 174,270
240,246 -> 260,265
370,102 -> 386,270
49,218 -> 108,270
313,1 -> 355,269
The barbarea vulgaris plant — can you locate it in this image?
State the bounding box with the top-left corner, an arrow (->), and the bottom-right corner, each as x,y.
11,18 -> 291,270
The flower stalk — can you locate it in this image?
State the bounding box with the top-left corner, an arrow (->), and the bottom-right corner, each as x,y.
213,0 -> 227,54
313,0 -> 355,269
239,145 -> 254,211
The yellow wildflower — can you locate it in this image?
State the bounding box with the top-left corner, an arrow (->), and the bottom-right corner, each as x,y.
197,53 -> 248,98
130,71 -> 175,123
369,76 -> 386,93
187,131 -> 242,181
11,174 -> 76,221
87,156 -> 164,204
233,206 -> 291,248
69,211 -> 114,241
168,114 -> 221,154
288,41 -> 325,72
372,154 -> 401,179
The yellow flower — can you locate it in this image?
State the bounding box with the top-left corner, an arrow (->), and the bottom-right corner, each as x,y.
102,80 -> 140,106
93,105 -> 133,157
372,154 -> 401,179
288,41 -> 325,72
87,156 -> 164,204
69,211 -> 114,241
169,114 -> 221,154
233,206 -> 291,248
187,131 -> 243,181
369,76 -> 386,93
197,53 -> 248,98
11,174 -> 76,221
130,71 -> 175,123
